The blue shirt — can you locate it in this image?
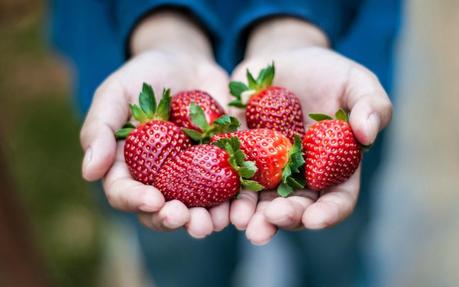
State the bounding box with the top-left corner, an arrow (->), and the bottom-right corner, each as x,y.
50,0 -> 401,115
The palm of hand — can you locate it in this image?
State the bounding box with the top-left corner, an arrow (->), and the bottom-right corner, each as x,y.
81,51 -> 232,238
81,47 -> 390,243
227,47 -> 391,245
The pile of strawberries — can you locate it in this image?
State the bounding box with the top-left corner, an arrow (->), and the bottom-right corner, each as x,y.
115,63 -> 362,208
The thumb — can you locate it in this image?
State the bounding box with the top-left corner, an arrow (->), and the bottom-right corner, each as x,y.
80,80 -> 129,181
345,67 -> 393,145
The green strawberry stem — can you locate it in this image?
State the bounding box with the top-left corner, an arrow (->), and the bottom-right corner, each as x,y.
213,137 -> 264,192
182,103 -> 240,144
277,135 -> 306,197
115,83 -> 171,140
309,108 -> 349,123
229,62 -> 275,108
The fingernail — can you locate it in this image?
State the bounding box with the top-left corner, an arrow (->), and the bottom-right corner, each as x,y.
366,113 -> 380,144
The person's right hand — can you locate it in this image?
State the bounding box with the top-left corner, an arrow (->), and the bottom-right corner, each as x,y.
79,11 -> 231,238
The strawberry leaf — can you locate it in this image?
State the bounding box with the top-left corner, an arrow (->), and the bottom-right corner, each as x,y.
212,138 -> 227,150
187,114 -> 240,144
288,136 -> 305,173
238,161 -> 257,178
335,109 -> 349,122
228,100 -> 247,108
122,122 -> 135,129
246,70 -> 257,90
115,127 -> 135,140
213,115 -> 240,134
309,113 -> 333,122
139,83 -> 156,118
278,183 -> 294,197
183,128 -> 203,142
229,81 -> 249,97
228,81 -> 248,108
257,62 -> 275,89
213,137 -> 264,190
241,179 -> 264,192
189,102 -> 210,131
287,176 -> 305,189
278,135 -> 305,196
155,88 -> 171,121
130,104 -> 147,123
233,149 -> 246,165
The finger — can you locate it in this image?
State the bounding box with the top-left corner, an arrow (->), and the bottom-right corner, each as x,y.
80,79 -> 129,181
230,190 -> 258,230
196,64 -> 230,108
102,144 -> 165,212
264,191 -> 317,229
209,202 -> 230,232
245,192 -> 278,245
302,166 -> 361,229
185,208 -> 214,239
345,66 -> 393,145
147,200 -> 190,231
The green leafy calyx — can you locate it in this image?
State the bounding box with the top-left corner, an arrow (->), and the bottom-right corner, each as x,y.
182,103 -> 240,143
115,83 -> 171,140
229,62 -> 276,108
213,137 -> 264,191
309,108 -> 349,123
115,123 -> 136,140
277,135 -> 306,197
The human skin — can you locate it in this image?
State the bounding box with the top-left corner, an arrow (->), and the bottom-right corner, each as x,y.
80,10 -> 232,238
229,17 -> 392,245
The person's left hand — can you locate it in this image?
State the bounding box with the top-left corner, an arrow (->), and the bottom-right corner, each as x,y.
227,19 -> 392,245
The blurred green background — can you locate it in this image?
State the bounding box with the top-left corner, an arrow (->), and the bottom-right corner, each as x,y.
1,0 -> 459,287
0,1 -> 104,286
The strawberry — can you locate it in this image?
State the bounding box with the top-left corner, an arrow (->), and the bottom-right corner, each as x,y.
212,129 -> 305,197
171,90 -> 225,131
115,83 -> 191,185
229,63 -> 305,142
154,138 -> 263,208
303,109 -> 362,191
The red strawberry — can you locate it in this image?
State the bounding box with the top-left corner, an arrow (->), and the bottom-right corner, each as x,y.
171,90 -> 225,130
115,83 -> 191,185
212,129 -> 305,196
154,138 -> 263,208
229,63 -> 305,142
303,109 -> 362,191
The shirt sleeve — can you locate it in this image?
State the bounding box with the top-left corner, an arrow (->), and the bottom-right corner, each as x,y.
112,0 -> 222,57
219,0 -> 362,69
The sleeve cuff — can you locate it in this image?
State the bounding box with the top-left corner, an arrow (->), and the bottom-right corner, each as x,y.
114,0 -> 222,59
219,3 -> 344,70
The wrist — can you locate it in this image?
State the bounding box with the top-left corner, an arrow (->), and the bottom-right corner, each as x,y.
246,17 -> 329,58
130,10 -> 214,61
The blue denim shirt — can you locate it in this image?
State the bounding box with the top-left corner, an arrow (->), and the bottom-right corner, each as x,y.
50,0 -> 401,115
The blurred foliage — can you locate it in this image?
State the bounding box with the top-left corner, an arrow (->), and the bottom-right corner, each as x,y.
0,1 -> 105,286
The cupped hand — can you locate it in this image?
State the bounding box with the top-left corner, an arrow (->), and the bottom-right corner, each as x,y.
80,49 -> 231,238
228,46 -> 392,245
